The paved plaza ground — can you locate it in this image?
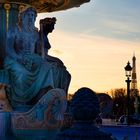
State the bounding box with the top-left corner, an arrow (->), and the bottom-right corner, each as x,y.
98,119 -> 140,140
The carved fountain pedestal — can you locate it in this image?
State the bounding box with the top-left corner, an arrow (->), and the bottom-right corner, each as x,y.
0,1 -> 90,140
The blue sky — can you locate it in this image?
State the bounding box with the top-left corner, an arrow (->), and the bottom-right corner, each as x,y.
38,0 -> 140,41
36,0 -> 140,94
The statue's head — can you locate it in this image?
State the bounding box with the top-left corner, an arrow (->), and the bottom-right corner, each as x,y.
70,87 -> 100,121
18,6 -> 37,30
40,17 -> 56,33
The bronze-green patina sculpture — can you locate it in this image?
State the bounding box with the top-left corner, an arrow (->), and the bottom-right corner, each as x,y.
4,7 -> 70,110
5,7 -> 52,109
0,1 -> 90,140
0,4 -> 70,140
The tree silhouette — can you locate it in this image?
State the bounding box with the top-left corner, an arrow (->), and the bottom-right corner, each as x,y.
111,88 -> 135,119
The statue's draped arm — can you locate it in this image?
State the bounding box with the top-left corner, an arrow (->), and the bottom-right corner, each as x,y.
35,31 -> 51,57
6,29 -> 22,61
35,35 -> 42,56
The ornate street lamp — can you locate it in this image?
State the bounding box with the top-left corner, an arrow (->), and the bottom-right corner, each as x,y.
124,61 -> 132,125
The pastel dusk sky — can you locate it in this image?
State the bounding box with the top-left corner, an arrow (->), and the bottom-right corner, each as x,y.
35,0 -> 140,94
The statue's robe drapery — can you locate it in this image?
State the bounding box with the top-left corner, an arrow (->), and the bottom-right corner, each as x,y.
2,25 -> 55,110
0,7 -> 71,111
4,55 -> 55,109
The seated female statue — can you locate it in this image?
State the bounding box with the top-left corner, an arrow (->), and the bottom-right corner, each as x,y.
4,7 -> 55,110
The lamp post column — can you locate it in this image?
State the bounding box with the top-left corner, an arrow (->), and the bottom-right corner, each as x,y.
126,77 -> 131,125
124,61 -> 132,126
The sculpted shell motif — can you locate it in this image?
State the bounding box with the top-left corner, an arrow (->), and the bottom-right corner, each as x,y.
12,88 -> 67,130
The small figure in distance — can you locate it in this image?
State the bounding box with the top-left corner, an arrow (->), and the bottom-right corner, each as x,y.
95,114 -> 102,125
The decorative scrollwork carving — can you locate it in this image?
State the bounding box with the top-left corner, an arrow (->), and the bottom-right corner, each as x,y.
12,88 -> 67,130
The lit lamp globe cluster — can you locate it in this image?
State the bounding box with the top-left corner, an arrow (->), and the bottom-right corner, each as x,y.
124,61 -> 132,78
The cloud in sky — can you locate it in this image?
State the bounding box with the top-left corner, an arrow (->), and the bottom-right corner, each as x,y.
48,29 -> 140,93
35,0 -> 140,94
81,0 -> 140,41
52,49 -> 63,55
90,19 -> 140,42
36,0 -> 140,42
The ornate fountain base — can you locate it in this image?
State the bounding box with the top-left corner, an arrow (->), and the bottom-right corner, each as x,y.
0,88 -> 67,140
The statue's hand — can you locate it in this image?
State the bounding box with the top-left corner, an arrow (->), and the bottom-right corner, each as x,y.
17,55 -> 33,71
17,58 -> 24,65
17,54 -> 42,71
26,54 -> 42,71
25,57 -> 33,71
